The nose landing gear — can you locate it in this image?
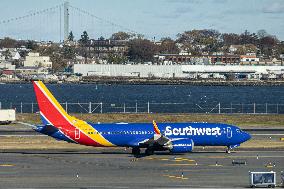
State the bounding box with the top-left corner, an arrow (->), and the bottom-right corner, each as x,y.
226,147 -> 231,154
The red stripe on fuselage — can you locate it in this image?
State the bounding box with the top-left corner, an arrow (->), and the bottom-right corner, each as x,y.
33,82 -> 103,147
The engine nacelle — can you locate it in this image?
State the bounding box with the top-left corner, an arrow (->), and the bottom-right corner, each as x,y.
168,139 -> 194,153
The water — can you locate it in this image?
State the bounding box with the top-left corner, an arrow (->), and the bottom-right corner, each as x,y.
0,83 -> 284,114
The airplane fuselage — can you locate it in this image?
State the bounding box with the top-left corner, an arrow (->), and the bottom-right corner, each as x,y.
38,122 -> 250,148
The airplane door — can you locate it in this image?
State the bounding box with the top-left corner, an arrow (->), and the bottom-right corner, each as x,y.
227,127 -> 232,138
75,128 -> 80,140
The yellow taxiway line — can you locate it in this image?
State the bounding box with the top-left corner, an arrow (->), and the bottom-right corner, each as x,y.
163,174 -> 189,180
0,164 -> 15,167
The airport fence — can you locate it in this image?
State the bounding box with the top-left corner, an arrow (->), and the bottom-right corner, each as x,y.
1,101 -> 284,114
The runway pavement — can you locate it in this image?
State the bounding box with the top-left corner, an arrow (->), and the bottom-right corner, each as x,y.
0,123 -> 284,188
0,149 -> 284,188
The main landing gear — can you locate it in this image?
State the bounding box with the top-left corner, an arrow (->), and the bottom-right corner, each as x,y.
132,147 -> 141,155
132,147 -> 155,156
145,148 -> 154,156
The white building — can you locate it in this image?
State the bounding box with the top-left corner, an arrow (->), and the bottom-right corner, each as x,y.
74,64 -> 284,79
16,67 -> 49,75
0,48 -> 21,60
0,60 -> 15,70
24,52 -> 52,68
11,51 -> 21,60
229,45 -> 242,53
240,55 -> 260,63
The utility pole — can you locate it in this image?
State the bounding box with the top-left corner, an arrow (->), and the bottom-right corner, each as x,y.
64,1 -> 69,42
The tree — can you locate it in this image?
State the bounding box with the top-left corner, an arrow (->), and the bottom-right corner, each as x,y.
259,35 -> 278,57
37,44 -> 60,57
2,49 -> 12,60
0,37 -> 17,48
26,40 -> 38,50
235,44 -> 257,55
128,39 -> 158,62
240,30 -> 258,45
79,31 -> 89,46
62,44 -> 76,60
177,29 -> 221,54
110,31 -> 133,40
106,54 -> 128,64
257,29 -> 268,39
158,37 -> 179,54
221,33 -> 241,45
68,31 -> 74,41
277,43 -> 284,56
78,31 -> 90,62
50,53 -> 66,72
134,33 -> 145,39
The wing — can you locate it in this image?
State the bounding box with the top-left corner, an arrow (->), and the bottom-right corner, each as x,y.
17,121 -> 37,129
136,120 -> 173,147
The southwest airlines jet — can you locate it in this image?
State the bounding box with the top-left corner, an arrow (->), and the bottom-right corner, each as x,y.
30,81 -> 251,155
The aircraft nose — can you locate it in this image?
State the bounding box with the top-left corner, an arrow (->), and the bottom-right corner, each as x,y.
244,132 -> 251,141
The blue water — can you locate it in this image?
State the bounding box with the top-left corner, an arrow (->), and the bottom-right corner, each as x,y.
0,83 -> 284,113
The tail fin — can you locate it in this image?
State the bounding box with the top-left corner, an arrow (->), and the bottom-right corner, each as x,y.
33,81 -> 115,147
33,81 -> 74,128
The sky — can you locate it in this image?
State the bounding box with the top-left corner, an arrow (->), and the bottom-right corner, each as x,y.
0,0 -> 284,41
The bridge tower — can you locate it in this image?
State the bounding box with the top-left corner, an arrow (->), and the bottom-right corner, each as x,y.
64,1 -> 69,42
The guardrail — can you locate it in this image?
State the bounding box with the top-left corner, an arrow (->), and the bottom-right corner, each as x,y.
1,102 -> 284,114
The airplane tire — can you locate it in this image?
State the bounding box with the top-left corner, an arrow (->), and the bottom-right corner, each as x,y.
145,148 -> 154,155
132,147 -> 140,155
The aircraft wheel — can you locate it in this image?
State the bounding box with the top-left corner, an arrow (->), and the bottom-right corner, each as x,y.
145,148 -> 154,155
132,147 -> 140,155
226,147 -> 231,154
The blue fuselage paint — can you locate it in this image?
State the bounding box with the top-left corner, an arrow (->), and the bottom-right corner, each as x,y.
35,122 -> 251,148
88,122 -> 251,147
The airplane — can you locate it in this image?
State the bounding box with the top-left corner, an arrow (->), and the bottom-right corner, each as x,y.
28,81 -> 251,155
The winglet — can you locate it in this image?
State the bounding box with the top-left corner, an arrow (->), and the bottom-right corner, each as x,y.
153,120 -> 161,135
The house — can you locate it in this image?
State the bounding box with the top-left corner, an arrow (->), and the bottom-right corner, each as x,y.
240,54 -> 260,65
11,51 -> 21,60
155,54 -> 211,65
210,55 -> 240,64
24,52 -> 52,68
0,48 -> 22,61
259,58 -> 283,65
16,66 -> 49,75
0,60 -> 16,70
91,39 -> 129,58
229,45 -> 243,53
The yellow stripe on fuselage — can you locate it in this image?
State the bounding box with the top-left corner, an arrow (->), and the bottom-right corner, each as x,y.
36,81 -> 115,147
72,118 -> 115,147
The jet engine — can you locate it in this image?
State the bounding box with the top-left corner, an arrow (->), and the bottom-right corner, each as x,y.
167,139 -> 194,153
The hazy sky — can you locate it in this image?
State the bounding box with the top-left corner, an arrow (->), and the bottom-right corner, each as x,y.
0,0 -> 284,41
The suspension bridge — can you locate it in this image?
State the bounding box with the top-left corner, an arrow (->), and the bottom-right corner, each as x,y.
0,1 -> 139,42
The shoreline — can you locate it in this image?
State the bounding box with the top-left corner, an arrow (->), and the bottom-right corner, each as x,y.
1,78 -> 284,86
